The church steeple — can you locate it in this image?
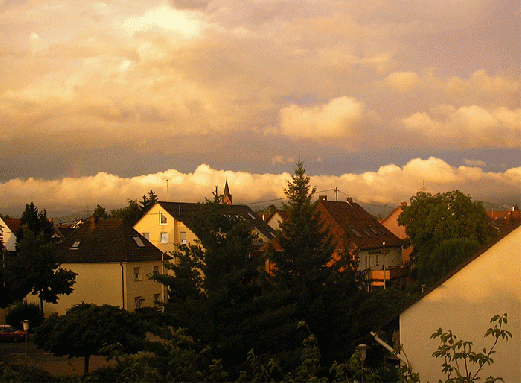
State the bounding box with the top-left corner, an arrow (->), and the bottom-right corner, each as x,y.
223,179 -> 232,205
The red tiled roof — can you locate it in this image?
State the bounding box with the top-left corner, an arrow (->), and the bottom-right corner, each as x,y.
3,219 -> 21,233
316,200 -> 402,251
58,218 -> 165,263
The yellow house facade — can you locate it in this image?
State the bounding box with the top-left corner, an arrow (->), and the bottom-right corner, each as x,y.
134,201 -> 276,257
28,218 -> 167,317
134,202 -> 199,255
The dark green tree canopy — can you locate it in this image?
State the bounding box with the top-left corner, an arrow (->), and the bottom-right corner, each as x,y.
34,303 -> 147,374
9,226 -> 77,315
17,202 -> 54,244
398,190 -> 496,286
266,161 -> 366,368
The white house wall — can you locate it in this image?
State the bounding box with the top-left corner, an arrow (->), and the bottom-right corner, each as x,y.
0,218 -> 17,251
400,227 -> 521,382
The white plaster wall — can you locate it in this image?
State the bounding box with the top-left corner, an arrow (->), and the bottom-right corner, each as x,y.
0,218 -> 17,251
400,227 -> 521,382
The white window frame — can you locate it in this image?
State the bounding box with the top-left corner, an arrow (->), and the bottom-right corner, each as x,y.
160,232 -> 168,243
160,212 -> 168,225
180,231 -> 187,244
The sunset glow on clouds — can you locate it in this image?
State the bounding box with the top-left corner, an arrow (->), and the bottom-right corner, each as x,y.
0,0 -> 519,215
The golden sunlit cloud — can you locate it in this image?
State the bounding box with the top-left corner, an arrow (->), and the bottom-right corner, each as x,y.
280,97 -> 365,139
123,6 -> 202,39
0,159 -> 519,216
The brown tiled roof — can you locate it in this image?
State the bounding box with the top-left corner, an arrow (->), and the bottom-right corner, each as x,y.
3,219 -> 21,233
157,201 -> 276,240
316,200 -> 402,251
58,218 -> 165,263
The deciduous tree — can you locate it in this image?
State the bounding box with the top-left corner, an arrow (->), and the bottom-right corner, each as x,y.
34,303 -> 147,375
10,226 -> 76,317
398,190 -> 495,286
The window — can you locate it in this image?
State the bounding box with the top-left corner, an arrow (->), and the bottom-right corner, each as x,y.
133,237 -> 145,247
350,228 -> 362,238
180,231 -> 187,244
142,232 -> 149,240
153,265 -> 160,275
154,293 -> 161,305
160,213 -> 168,225
134,267 -> 141,281
161,232 -> 168,243
134,296 -> 144,309
70,240 -> 81,250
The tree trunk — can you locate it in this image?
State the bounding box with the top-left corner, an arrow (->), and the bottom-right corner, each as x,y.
39,294 -> 44,321
84,354 -> 90,375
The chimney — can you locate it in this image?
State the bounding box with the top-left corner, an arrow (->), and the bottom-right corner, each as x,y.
346,197 -> 353,204
89,216 -> 97,231
319,195 -> 327,201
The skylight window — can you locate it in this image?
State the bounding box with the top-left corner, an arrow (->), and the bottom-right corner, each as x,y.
133,237 -> 145,247
248,212 -> 256,219
350,228 -> 362,238
70,240 -> 81,250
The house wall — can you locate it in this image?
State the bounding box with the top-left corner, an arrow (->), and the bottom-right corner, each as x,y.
357,246 -> 402,271
399,227 -> 521,382
379,207 -> 412,263
134,204 -> 197,255
0,218 -> 17,251
124,260 -> 166,311
27,260 -> 164,316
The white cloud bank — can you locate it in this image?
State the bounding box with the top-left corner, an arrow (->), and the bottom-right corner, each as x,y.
1,158 -> 519,217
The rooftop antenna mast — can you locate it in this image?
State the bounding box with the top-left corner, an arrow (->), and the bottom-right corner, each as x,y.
334,187 -> 339,201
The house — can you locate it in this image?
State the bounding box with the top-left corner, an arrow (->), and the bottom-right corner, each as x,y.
0,218 -> 21,252
487,207 -> 520,235
398,225 -> 520,382
27,217 -> 167,317
133,201 -> 276,256
379,202 -> 412,264
264,209 -> 289,231
315,196 -> 406,288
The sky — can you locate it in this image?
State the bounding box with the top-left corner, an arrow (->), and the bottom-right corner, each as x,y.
0,0 -> 519,217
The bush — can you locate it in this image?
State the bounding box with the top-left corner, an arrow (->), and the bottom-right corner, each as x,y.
6,302 -> 42,330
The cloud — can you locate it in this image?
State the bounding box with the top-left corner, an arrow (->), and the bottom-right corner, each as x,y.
402,105 -> 521,148
386,71 -> 421,91
280,97 -> 365,139
1,159 -> 519,217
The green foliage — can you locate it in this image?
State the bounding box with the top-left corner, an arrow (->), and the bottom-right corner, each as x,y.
110,199 -> 142,226
108,190 -> 158,226
398,191 -> 495,287
34,303 -> 147,375
16,202 -> 54,244
0,362 -> 54,382
8,226 -> 77,316
6,301 -> 43,329
430,313 -> 512,383
266,161 -> 367,367
92,204 -> 108,220
152,196 -> 265,376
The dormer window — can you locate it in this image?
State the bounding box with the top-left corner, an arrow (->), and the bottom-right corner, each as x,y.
133,237 -> 145,247
70,240 -> 81,250
160,213 -> 168,225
